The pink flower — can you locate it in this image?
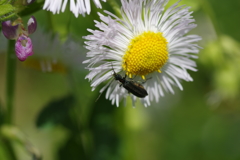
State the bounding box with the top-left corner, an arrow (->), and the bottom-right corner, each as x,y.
1,16 -> 37,61
15,35 -> 33,61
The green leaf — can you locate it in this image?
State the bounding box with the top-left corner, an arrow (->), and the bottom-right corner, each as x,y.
0,125 -> 42,160
0,4 -> 16,22
88,92 -> 122,160
0,0 -> 9,5
35,94 -> 75,128
58,135 -> 87,160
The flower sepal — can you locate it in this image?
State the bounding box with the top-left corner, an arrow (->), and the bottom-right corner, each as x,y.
27,16 -> 37,35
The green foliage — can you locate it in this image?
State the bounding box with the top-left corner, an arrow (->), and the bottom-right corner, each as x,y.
200,35 -> 240,105
58,135 -> 87,160
18,1 -> 44,17
0,0 -> 10,5
0,125 -> 41,160
88,93 -> 122,160
0,4 -> 16,22
36,94 -> 75,128
208,0 -> 240,41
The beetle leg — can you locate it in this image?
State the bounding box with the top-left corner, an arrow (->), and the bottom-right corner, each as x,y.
142,77 -> 152,84
132,74 -> 137,79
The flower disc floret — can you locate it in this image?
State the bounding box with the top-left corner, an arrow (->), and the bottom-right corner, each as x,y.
123,31 -> 168,79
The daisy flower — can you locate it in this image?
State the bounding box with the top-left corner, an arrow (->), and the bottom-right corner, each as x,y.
43,0 -> 107,18
83,0 -> 202,107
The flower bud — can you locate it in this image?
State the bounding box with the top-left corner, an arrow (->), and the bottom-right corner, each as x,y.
1,21 -> 20,40
27,16 -> 37,35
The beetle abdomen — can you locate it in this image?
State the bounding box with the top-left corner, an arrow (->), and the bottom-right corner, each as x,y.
123,81 -> 148,98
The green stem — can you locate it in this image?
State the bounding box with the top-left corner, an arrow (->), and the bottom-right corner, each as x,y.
5,40 -> 16,124
2,138 -> 17,160
201,0 -> 221,37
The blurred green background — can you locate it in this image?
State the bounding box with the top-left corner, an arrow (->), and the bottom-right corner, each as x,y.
0,0 -> 240,160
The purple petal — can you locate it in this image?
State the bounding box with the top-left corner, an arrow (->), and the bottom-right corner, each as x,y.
15,35 -> 33,61
2,21 -> 20,40
27,16 -> 37,35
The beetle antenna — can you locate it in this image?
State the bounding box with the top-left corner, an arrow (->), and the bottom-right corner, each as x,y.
95,92 -> 103,102
142,77 -> 152,84
110,62 -> 116,74
123,61 -> 128,79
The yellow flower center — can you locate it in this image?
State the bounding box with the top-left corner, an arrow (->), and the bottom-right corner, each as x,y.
122,31 -> 168,80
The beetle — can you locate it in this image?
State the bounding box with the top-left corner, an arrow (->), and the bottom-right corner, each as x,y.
111,64 -> 148,98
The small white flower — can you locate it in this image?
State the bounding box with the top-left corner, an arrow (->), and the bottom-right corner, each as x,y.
30,27 -> 86,72
43,0 -> 106,18
83,0 -> 202,107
